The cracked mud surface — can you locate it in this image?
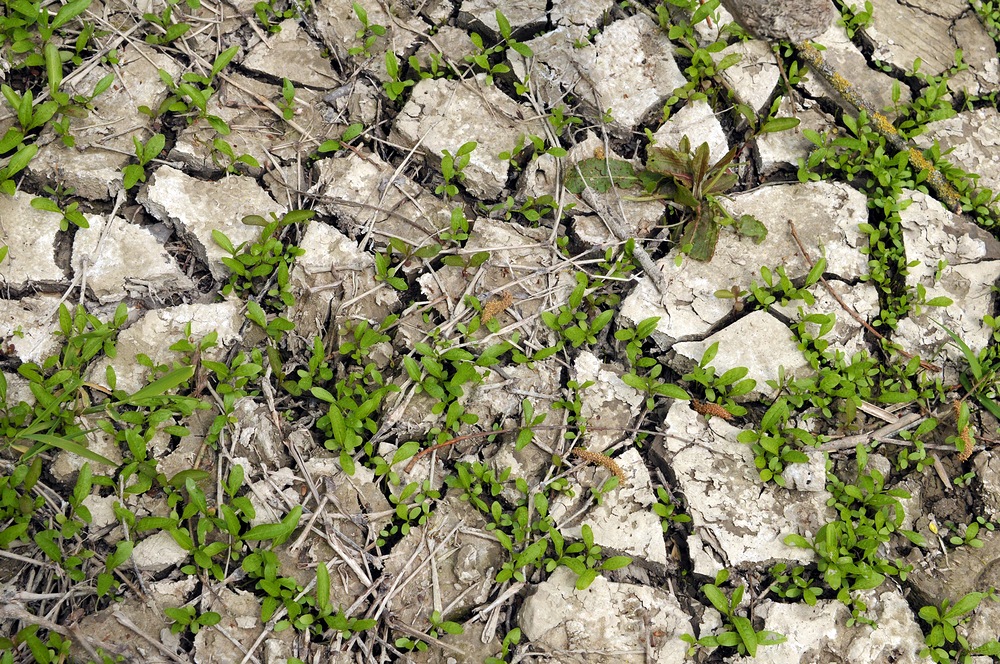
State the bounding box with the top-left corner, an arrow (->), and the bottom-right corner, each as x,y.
3,0 -> 1000,662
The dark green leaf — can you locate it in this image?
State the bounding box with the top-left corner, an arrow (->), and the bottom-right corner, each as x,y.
564,158 -> 640,194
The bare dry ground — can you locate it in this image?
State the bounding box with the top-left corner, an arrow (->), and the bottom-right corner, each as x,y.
3,0 -> 1000,662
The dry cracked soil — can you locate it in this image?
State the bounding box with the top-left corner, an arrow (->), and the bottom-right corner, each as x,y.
3,0 -> 1000,662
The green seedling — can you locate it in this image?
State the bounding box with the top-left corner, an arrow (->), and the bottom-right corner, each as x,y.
143,1 -> 191,45
348,2 -> 386,57
29,195 -> 89,231
465,10 -> 532,86
122,133 -> 165,190
383,51 -> 415,101
919,592 -> 1000,663
436,141 -> 477,198
317,122 -> 364,153
682,568 -> 786,657
277,77 -> 296,119
164,605 -> 221,635
213,209 -> 311,310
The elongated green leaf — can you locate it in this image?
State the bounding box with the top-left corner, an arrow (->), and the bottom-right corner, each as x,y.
761,117 -> 800,133
244,505 -> 302,542
246,300 -> 267,328
45,42 -> 62,93
30,197 -> 61,212
316,563 -> 330,610
691,0 -> 720,24
702,584 -> 730,615
944,592 -> 984,620
52,0 -> 91,29
681,208 -> 719,262
107,540 -> 133,570
211,45 -> 240,78
4,144 -> 38,177
731,616 -> 757,657
126,366 -> 194,402
143,133 -> 165,164
20,433 -> 116,466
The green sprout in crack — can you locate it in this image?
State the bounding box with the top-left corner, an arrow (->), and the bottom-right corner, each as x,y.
212,209 -> 312,310
682,568 -> 786,657
681,341 -> 754,418
464,9 -> 533,86
121,132 -> 165,190
919,591 -> 1000,663
436,140 -> 477,199
347,2 -> 386,57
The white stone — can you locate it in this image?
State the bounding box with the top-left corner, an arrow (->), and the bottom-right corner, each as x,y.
574,351 -> 645,451
950,14 -> 1000,96
389,75 -> 546,199
28,43 -> 182,200
773,280 -> 880,360
0,192 -> 64,287
242,20 -> 338,87
802,22 -> 911,117
132,530 -> 189,572
458,0 -> 546,34
756,98 -> 838,175
672,310 -> 811,400
0,295 -> 63,363
287,219 -> 397,343
72,215 -> 193,302
654,100 -> 730,164
82,494 -> 119,532
311,151 -> 451,244
917,108 -> 1000,195
138,165 -> 285,279
866,0 -> 957,76
973,451 -> 1000,521
619,181 -> 869,347
657,402 -> 834,574
313,0 -> 426,75
893,190 -> 1000,381
551,0 -> 615,38
561,447 -> 667,566
519,567 -> 692,663
514,17 -> 686,133
89,301 -> 244,393
716,39 -> 779,117
731,589 -> 924,663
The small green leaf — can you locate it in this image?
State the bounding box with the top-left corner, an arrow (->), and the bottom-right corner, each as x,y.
244,505 -> 302,542
702,584 -> 730,615
246,300 -> 267,328
761,117 -> 801,133
212,229 -> 236,254
575,568 -> 599,590
600,556 -> 632,571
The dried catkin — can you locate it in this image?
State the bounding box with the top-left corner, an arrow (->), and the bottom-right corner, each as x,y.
571,448 -> 626,481
691,400 -> 734,420
953,400 -> 975,462
481,291 -> 513,323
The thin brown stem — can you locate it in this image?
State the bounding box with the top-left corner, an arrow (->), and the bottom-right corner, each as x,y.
787,220 -> 940,373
